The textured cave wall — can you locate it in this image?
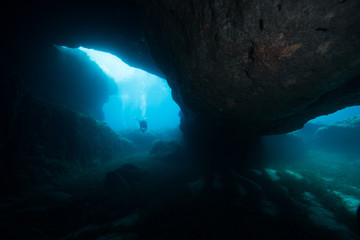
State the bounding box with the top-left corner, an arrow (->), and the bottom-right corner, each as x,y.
3,44 -> 119,121
1,1 -> 159,76
2,0 -> 360,137
140,0 -> 360,135
0,66 -> 133,193
39,46 -> 118,120
0,0 -> 161,120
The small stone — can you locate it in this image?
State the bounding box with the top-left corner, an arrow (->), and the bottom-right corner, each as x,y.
264,168 -> 280,181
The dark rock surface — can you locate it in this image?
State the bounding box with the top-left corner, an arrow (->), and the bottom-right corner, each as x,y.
357,204 -> 360,233
2,1 -> 360,136
0,1 -> 160,121
104,164 -> 146,191
140,0 -> 360,135
149,141 -> 184,162
0,1 -> 160,76
119,128 -> 182,153
0,67 -> 132,193
38,46 -> 118,121
1,153 -> 359,240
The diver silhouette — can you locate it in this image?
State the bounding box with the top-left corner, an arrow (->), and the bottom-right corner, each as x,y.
139,118 -> 148,133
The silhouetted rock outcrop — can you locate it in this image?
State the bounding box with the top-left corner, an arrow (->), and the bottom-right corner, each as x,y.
149,141 -> 184,162
0,67 -> 132,194
141,0 -> 360,135
1,1 -> 158,121
2,1 -> 360,137
104,164 -> 146,191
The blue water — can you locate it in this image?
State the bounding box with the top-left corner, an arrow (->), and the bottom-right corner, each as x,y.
308,106 -> 360,125
79,47 -> 180,131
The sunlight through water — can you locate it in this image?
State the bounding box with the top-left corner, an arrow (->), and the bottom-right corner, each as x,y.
79,47 -> 180,131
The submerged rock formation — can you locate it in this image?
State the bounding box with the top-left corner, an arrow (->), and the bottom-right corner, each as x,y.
140,0 -> 360,135
0,67 -> 132,193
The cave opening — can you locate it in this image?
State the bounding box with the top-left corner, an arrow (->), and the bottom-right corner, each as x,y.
76,46 -> 181,132
289,105 -> 360,149
307,105 -> 360,125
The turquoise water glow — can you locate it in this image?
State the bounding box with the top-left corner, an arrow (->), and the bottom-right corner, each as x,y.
308,106 -> 360,125
79,47 -> 180,131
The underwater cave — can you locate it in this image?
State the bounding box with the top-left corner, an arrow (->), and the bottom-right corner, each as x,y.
1,0 -> 360,239
77,46 -> 181,131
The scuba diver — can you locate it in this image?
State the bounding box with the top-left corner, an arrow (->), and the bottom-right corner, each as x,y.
139,118 -> 148,133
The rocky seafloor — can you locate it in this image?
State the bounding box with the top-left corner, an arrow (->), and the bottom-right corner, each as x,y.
1,67 -> 360,239
1,144 -> 360,240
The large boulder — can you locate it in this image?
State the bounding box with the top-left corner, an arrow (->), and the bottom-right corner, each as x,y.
149,141 -> 184,162
140,0 -> 360,135
104,164 -> 146,191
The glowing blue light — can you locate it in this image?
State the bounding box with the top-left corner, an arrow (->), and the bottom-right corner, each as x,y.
79,46 -> 136,83
309,106 -> 360,125
78,46 -> 180,130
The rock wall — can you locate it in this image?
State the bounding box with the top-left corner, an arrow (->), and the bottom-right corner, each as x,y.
0,66 -> 132,193
36,46 -> 118,121
0,1 -> 161,121
2,0 -> 360,141
140,0 -> 360,135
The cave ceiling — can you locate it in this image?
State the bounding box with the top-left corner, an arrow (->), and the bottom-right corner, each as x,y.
2,0 -> 360,135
